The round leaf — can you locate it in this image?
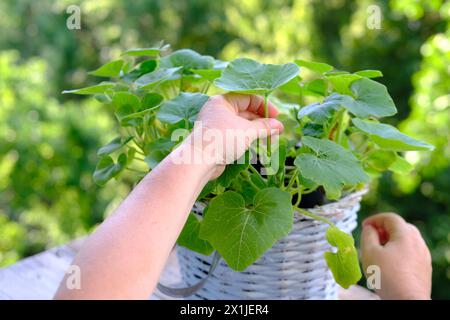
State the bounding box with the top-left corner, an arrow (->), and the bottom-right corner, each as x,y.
324,227 -> 362,289
199,188 -> 293,271
160,49 -> 215,71
214,58 -> 300,94
156,92 -> 209,125
295,59 -> 333,73
294,137 -> 369,199
352,118 -> 434,151
134,67 -> 182,90
348,78 -> 397,118
88,60 -> 124,78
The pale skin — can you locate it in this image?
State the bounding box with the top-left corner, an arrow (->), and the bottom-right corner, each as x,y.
55,94 -> 432,300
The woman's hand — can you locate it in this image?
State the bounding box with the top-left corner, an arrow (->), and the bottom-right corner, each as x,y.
360,213 -> 432,300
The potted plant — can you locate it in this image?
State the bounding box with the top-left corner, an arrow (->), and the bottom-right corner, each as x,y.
63,42 -> 433,299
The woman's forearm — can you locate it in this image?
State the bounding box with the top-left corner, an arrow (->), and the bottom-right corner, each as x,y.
54,142 -> 214,299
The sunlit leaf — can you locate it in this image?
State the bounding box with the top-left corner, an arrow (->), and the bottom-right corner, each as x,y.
141,92 -> 164,110
112,92 -> 141,126
191,69 -> 222,81
324,227 -> 362,289
352,118 -> 434,151
97,136 -> 133,156
134,67 -> 182,89
156,92 -> 209,126
354,69 -> 383,78
347,78 -> 397,118
327,73 -> 361,95
389,155 -> 413,174
214,58 -> 300,94
62,82 -> 115,95
295,59 -> 333,73
304,78 -> 328,96
294,137 -> 369,199
363,150 -> 397,171
121,43 -> 170,56
88,60 -> 124,77
160,49 -> 215,71
298,93 -> 343,124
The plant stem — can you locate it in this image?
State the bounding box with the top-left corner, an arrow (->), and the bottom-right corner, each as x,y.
241,171 -> 260,190
335,109 -> 347,144
294,189 -> 302,207
248,164 -> 260,176
202,82 -> 211,94
285,169 -> 298,190
293,206 -> 335,227
264,93 -> 271,156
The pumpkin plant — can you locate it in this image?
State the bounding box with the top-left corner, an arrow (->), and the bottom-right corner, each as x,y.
63,42 -> 433,288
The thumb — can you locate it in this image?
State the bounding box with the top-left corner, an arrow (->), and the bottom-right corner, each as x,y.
247,118 -> 284,141
361,224 -> 381,253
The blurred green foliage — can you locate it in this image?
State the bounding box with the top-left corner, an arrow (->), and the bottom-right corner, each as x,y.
0,0 -> 448,298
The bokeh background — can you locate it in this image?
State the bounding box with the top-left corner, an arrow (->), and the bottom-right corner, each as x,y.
0,0 -> 449,298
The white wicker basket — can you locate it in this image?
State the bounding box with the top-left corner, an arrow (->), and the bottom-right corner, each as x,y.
175,188 -> 368,300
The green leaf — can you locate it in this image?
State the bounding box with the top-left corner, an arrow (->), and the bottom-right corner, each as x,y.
121,43 -> 170,56
298,94 -> 342,124
160,49 -> 215,71
303,78 -> 328,96
134,67 -> 182,89
200,188 -> 293,271
352,118 -> 434,151
97,136 -> 132,156
191,69 -> 222,81
218,161 -> 249,188
327,73 -> 361,95
141,92 -> 164,110
294,137 -> 369,199
354,69 -> 383,78
324,227 -> 362,289
347,78 -> 397,118
88,60 -> 124,77
389,155 -> 413,174
93,154 -> 127,186
62,82 -> 115,95
112,92 -> 141,126
363,150 -> 397,171
214,58 -> 300,94
156,92 -> 209,126
198,180 -> 218,200
295,59 -> 333,73
121,59 -> 158,83
278,77 -> 302,95
177,213 -> 214,255
302,123 -> 324,138
144,138 -> 175,169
